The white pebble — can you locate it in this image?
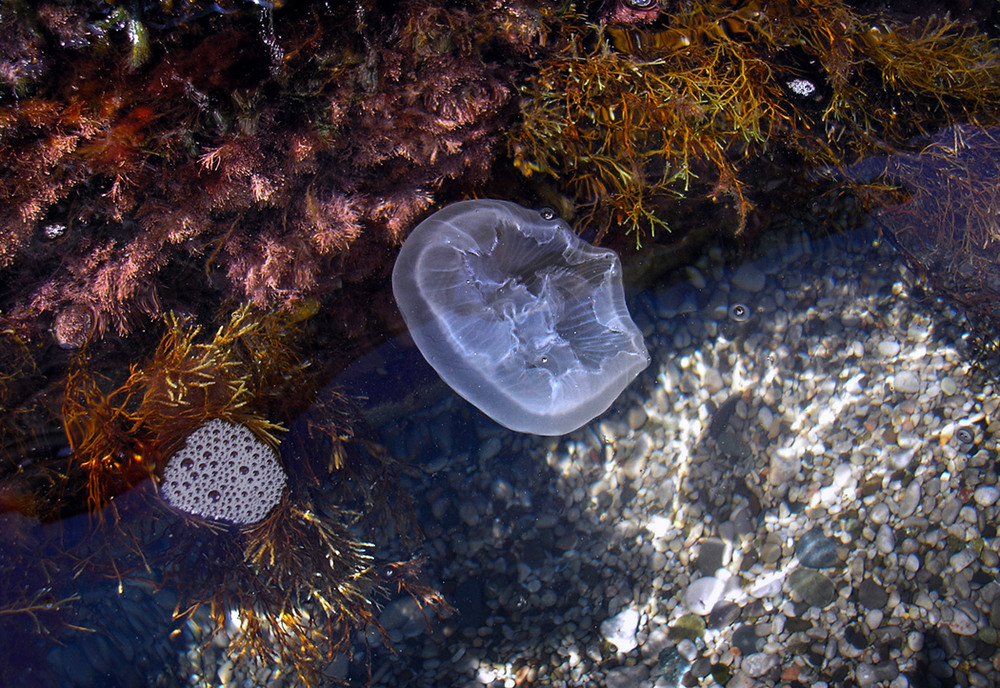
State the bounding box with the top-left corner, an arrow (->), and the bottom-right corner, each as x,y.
676,638 -> 697,661
891,371 -> 921,394
973,486 -> 1000,507
684,576 -> 726,615
878,340 -> 901,357
600,608 -> 641,653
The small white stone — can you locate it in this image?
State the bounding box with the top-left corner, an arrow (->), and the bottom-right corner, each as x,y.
676,638 -> 697,661
891,371 -> 921,394
903,554 -> 921,574
878,340 -> 901,357
865,609 -> 884,630
601,608 -> 641,653
907,631 -> 925,652
973,486 -> 1000,507
684,576 -> 726,615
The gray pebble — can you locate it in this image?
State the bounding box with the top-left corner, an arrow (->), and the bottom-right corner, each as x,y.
741,652 -> 778,678
858,579 -> 889,609
732,264 -> 767,292
895,481 -> 921,518
869,502 -> 890,525
875,524 -> 896,554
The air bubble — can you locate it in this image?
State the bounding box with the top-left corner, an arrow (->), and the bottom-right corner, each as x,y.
181,458 -> 194,469
728,303 -> 751,322
239,466 -> 249,475
538,207 -> 556,221
208,490 -> 221,502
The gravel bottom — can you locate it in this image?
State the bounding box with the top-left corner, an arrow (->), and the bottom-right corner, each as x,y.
361,221 -> 1000,688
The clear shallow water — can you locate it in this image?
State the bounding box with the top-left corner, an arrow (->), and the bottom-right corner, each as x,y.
6,214 -> 996,688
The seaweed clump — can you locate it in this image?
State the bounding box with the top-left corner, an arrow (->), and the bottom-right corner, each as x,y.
0,1 -> 539,343
509,0 -> 1000,244
0,305 -> 440,685
842,125 -> 1000,324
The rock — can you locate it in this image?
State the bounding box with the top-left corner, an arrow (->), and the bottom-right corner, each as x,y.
458,501 -> 480,527
858,579 -> 889,609
896,481 -> 921,518
601,608 -> 641,653
973,486 -> 1000,507
380,597 -> 429,639
676,638 -> 697,661
732,264 -> 767,292
684,576 -> 726,616
696,537 -> 730,575
769,448 -> 800,486
669,614 -> 707,641
869,502 -> 890,525
627,406 -> 648,430
946,607 -> 979,636
891,371 -> 921,394
877,340 -> 901,357
875,524 -> 896,554
478,436 -> 503,461
703,367 -> 725,394
950,549 -> 976,573
656,648 -> 688,684
606,664 -> 650,688
732,624 -> 763,655
707,601 -> 742,629
795,528 -> 840,569
742,652 -> 778,678
789,569 -> 836,608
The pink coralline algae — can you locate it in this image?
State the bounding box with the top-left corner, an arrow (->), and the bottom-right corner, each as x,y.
0,2 -> 531,344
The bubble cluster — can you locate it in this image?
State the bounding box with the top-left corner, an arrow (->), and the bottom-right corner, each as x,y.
161,419 -> 286,525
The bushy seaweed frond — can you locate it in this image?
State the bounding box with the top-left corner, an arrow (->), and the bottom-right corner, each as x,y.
510,0 -> 1000,245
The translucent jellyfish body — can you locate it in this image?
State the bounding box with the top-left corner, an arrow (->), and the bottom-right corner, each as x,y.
392,200 -> 649,436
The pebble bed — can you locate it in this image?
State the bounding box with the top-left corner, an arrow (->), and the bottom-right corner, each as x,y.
363,222 -> 1000,688
36,221 -> 1000,688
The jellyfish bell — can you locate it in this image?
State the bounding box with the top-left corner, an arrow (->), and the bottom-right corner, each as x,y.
392,199 -> 649,436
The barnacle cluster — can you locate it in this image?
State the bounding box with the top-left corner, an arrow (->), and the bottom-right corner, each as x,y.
509,0 -> 1000,244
